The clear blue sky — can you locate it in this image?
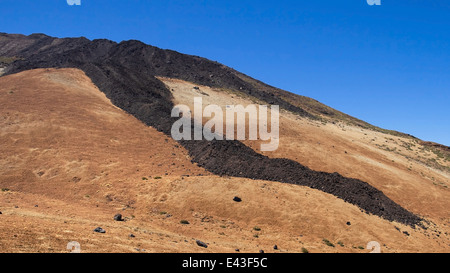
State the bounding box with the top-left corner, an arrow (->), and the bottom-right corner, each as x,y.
1,0 -> 449,145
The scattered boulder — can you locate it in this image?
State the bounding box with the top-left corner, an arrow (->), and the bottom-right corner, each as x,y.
94,227 -> 106,233
71,177 -> 81,183
196,240 -> 208,248
346,222 -> 351,226
129,234 -> 135,238
273,245 -> 278,250
259,250 -> 264,253
233,196 -> 242,202
114,214 -> 123,221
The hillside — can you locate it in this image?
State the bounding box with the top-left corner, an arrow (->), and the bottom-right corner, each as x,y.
0,33 -> 449,252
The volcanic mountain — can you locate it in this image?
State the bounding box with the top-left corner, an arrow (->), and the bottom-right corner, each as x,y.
0,33 -> 449,253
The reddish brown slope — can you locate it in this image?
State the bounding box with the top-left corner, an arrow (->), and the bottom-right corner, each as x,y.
0,69 -> 448,253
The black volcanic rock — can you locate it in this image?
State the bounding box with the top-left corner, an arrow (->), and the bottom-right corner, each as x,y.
196,240 -> 208,248
114,214 -> 123,221
94,227 -> 106,233
233,196 -> 242,202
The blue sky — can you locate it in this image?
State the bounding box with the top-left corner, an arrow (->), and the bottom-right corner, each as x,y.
1,0 -> 449,145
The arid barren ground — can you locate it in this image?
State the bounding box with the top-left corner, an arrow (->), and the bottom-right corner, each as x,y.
0,68 -> 448,253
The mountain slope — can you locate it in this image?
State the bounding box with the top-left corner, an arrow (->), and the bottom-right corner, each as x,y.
0,68 -> 448,253
0,33 -> 449,252
0,33 -> 431,226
